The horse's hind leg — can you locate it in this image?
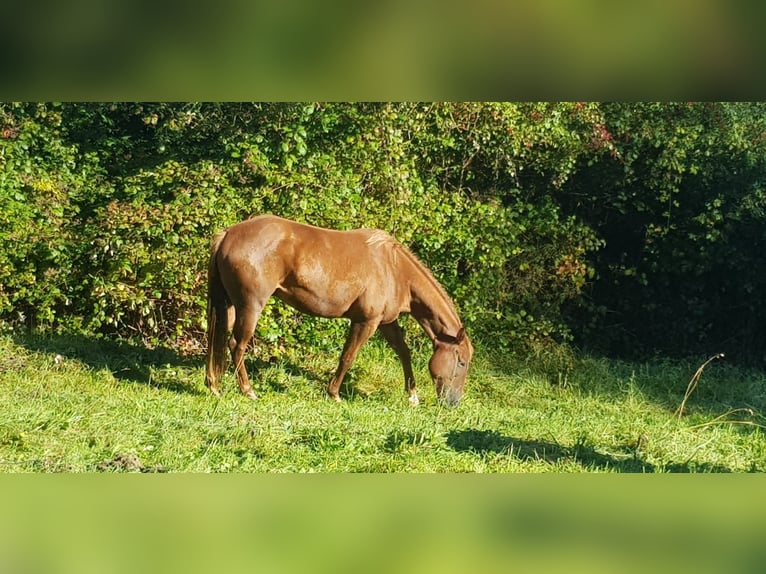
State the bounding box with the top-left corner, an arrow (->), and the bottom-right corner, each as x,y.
378,321 -> 418,406
229,301 -> 264,400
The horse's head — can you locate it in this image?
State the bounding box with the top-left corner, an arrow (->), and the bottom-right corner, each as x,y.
429,327 -> 473,407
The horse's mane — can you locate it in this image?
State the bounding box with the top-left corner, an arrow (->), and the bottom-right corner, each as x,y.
367,230 -> 461,326
365,229 -> 392,248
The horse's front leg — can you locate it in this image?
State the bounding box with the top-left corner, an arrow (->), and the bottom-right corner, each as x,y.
327,321 -> 378,402
378,321 -> 418,406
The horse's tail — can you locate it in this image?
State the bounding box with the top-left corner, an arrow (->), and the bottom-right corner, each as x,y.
205,231 -> 230,395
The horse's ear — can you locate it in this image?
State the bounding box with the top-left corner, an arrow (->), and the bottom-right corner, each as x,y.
455,328 -> 465,343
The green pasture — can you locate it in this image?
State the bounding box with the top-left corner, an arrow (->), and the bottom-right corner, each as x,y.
2,333 -> 764,473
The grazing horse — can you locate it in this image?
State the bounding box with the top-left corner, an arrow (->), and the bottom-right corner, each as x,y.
205,215 -> 473,406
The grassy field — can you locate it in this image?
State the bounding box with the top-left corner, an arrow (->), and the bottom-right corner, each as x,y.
1,332 -> 765,473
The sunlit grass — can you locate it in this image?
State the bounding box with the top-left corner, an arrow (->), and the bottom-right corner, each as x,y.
1,334 -> 765,472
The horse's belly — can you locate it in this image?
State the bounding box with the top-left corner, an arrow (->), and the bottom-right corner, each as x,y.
275,252 -> 399,321
273,283 -> 361,319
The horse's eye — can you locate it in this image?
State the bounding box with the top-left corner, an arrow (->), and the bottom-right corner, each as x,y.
458,360 -> 466,369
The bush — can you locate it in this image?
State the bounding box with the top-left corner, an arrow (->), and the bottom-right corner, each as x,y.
561,102 -> 766,361
0,103 -> 102,329
0,102 -> 603,358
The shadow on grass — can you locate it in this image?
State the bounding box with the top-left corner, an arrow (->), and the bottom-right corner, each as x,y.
242,356 -> 330,395
445,429 -> 734,473
16,333 -> 205,396
16,332 -> 334,398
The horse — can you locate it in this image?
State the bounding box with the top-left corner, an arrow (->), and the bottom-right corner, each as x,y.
205,214 -> 473,406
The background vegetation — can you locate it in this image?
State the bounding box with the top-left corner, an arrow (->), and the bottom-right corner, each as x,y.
2,102 -> 766,363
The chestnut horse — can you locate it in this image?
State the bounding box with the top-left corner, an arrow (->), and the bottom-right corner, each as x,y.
205,215 -> 473,406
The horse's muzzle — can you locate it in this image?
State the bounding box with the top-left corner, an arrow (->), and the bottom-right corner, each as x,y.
439,387 -> 463,408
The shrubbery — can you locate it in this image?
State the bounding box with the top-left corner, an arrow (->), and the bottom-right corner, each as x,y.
2,102 -> 766,362
561,103 -> 766,360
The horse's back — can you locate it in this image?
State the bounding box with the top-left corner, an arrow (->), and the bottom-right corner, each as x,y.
216,215 -> 403,320
221,215 -> 384,262
222,214 -> 294,247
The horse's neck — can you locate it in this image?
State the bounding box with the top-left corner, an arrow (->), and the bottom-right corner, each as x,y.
398,248 -> 462,341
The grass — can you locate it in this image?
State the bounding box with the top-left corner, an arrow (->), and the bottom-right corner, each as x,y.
1,332 -> 765,473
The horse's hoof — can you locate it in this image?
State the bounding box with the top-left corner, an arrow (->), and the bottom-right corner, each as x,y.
329,394 -> 342,403
209,387 -> 221,398
408,394 -> 420,407
245,389 -> 258,400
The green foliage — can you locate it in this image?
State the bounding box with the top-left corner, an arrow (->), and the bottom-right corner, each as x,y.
562,102 -> 766,359
0,103 -> 100,328
82,159 -> 257,348
3,102 -> 766,362
42,103 -> 595,354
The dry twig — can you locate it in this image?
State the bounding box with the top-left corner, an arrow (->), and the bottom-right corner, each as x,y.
675,353 -> 725,419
